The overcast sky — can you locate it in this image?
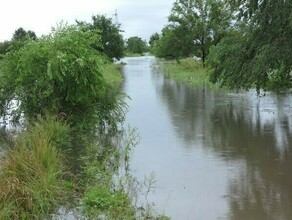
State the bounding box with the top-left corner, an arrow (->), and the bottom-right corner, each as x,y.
0,0 -> 173,42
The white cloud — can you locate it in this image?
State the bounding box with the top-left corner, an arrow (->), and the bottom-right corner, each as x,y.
0,0 -> 172,41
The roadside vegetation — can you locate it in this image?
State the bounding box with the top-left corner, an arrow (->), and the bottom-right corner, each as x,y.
0,18 -> 167,219
151,0 -> 292,93
162,58 -> 219,90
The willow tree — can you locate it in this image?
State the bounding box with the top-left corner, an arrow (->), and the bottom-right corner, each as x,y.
77,15 -> 125,60
0,25 -> 126,131
208,0 -> 292,92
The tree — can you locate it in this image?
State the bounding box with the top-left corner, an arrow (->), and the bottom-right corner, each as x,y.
0,24 -> 125,130
12,27 -> 37,41
155,0 -> 231,64
126,36 -> 148,54
154,27 -> 193,59
8,28 -> 38,53
0,41 -> 11,57
208,30 -> 253,90
12,27 -> 28,41
208,0 -> 292,92
77,15 -> 124,60
27,30 -> 37,40
149,33 -> 160,47
149,32 -> 160,54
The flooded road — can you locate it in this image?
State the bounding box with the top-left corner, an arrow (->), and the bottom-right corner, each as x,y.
122,56 -> 292,220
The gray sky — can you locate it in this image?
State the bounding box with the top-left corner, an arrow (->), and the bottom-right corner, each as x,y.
0,0 -> 173,42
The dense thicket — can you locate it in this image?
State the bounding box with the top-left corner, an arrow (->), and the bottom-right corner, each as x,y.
153,0 -> 292,91
208,0 -> 292,92
154,0 -> 231,64
0,24 -> 125,131
77,15 -> 125,60
126,36 -> 148,54
0,27 -> 37,57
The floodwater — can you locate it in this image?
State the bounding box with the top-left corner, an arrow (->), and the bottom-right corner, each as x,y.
122,56 -> 292,220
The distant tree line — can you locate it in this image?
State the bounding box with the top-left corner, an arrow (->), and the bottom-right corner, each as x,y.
0,27 -> 37,57
151,0 -> 292,92
1,14 -> 148,61
126,36 -> 148,55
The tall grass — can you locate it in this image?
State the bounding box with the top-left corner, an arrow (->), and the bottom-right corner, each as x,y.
102,63 -> 123,88
0,116 -> 73,219
162,58 -> 219,90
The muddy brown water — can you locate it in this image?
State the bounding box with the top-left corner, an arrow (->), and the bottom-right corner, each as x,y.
122,56 -> 292,220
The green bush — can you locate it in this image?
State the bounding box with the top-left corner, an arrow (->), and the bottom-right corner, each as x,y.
0,24 -> 126,132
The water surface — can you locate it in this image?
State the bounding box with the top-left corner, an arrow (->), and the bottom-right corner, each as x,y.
122,56 -> 292,220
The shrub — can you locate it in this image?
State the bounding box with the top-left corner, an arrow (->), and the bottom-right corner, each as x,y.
0,24 -> 126,132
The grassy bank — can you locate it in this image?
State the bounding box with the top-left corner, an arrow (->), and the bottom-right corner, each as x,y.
0,119 -> 169,219
0,117 -> 73,219
0,62 -> 169,219
103,63 -> 123,87
162,58 -> 219,90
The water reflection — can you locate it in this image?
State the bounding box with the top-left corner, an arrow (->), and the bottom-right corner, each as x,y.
155,71 -> 292,219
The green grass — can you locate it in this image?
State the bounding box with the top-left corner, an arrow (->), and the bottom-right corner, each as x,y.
81,137 -> 136,219
0,116 -> 73,219
102,63 -> 123,88
162,58 -> 219,90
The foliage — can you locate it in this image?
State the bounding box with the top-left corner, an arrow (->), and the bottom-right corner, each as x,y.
149,32 -> 160,54
12,27 -> 37,41
207,30 -> 254,90
0,28 -> 37,58
102,63 -> 123,88
0,24 -> 126,132
0,41 -> 11,57
80,128 -> 169,219
81,131 -> 137,219
126,36 -> 148,55
77,15 -> 125,60
163,58 -> 219,89
0,117 -> 73,219
155,0 -> 232,64
84,186 -> 134,219
154,27 -> 192,59
266,64 -> 292,92
208,0 -> 292,92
